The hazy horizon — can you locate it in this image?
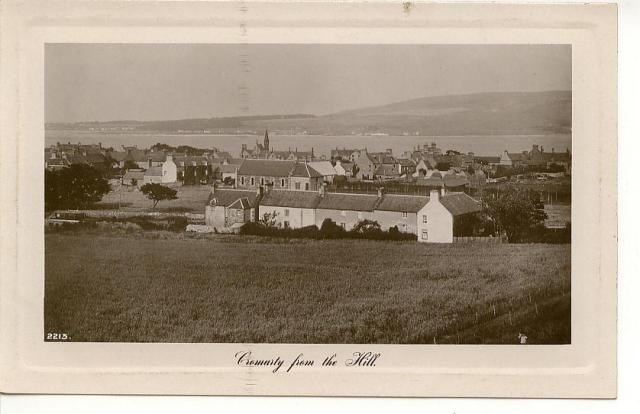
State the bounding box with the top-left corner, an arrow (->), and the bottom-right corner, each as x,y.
45,44 -> 571,124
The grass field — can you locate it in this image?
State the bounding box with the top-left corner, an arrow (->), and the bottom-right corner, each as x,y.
95,184 -> 211,212
45,231 -> 571,344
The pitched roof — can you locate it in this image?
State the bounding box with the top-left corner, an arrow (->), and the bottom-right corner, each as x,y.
474,156 -> 501,164
260,190 -> 321,209
219,164 -> 240,173
374,164 -> 400,177
237,159 -> 296,177
290,162 -> 323,178
397,158 -> 416,167
376,194 -> 429,213
443,175 -> 470,187
316,193 -> 380,212
123,170 -> 145,180
207,189 -> 260,208
308,161 -> 337,176
228,197 -> 252,210
439,193 -> 482,216
108,151 -> 128,162
144,166 -> 163,177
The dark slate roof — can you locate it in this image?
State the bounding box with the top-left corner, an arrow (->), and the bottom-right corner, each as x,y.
228,197 -> 252,210
84,153 -> 108,164
415,177 -> 445,187
144,166 -> 163,177
474,156 -> 501,164
439,193 -> 482,216
123,170 -> 145,180
290,162 -> 323,178
374,164 -> 400,177
316,193 -> 380,212
376,194 -> 428,213
147,152 -> 167,162
109,151 -> 128,162
207,189 -> 260,208
443,175 -> 470,187
219,164 -> 240,173
397,158 -> 416,166
260,190 -> 321,209
237,159 -> 296,177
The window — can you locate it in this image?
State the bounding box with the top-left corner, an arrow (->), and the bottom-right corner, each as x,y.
422,215 -> 428,223
402,212 -> 408,219
422,230 -> 428,240
241,177 -> 245,185
305,183 -> 309,191
295,182 -> 300,190
284,221 -> 290,229
260,177 -> 264,185
250,177 -> 255,186
281,178 -> 285,187
284,209 -> 290,217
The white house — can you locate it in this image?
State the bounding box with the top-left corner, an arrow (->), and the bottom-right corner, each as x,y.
333,160 -> 353,177
162,154 -> 177,183
258,189 -> 321,229
308,161 -> 337,183
417,190 -> 482,243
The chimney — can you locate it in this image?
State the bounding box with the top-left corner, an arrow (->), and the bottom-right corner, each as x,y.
440,187 -> 445,196
430,189 -> 440,202
377,187 -> 384,198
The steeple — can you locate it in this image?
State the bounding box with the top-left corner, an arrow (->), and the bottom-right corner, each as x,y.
263,129 -> 270,151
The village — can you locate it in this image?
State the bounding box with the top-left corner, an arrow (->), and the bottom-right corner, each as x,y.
44,130 -> 572,243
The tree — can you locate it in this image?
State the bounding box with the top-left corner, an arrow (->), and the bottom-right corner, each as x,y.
45,164 -> 110,211
352,219 -> 382,235
259,211 -> 279,228
140,183 -> 178,209
333,175 -> 347,188
485,186 -> 547,243
320,218 -> 345,238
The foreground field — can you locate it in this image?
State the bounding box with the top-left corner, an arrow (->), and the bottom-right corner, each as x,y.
45,232 -> 570,344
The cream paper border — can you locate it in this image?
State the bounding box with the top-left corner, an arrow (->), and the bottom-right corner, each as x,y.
0,1 -> 617,398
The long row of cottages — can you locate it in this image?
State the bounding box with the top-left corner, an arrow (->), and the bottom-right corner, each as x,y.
205,185 -> 482,243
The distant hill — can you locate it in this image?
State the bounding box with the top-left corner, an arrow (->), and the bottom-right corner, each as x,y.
47,91 -> 571,136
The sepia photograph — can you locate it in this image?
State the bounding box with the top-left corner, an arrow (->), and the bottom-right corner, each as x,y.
43,43 -> 572,345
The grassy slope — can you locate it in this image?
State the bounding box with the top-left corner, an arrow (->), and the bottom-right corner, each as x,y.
45,232 -> 570,344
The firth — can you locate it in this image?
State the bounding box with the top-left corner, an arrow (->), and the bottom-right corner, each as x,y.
345,352 -> 381,367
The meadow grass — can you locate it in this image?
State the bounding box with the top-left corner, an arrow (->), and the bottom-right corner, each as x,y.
45,232 -> 570,344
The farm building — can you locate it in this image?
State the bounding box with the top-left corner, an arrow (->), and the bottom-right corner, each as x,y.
417,190 -> 483,243
204,188 -> 262,232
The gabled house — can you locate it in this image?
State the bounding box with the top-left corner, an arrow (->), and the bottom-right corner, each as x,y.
204,188 -> 262,231
417,190 -> 482,243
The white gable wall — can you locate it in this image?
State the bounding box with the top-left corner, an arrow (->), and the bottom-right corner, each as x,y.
417,191 -> 454,243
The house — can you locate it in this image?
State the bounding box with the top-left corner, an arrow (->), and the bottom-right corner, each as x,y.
330,148 -> 359,162
308,161 -> 337,183
474,155 -> 501,166
500,150 -> 526,167
353,150 -> 378,180
259,189 -> 321,229
122,169 -> 145,186
161,154 -> 177,183
315,191 -> 380,230
334,160 -> 354,177
204,188 -> 262,232
417,190 -> 482,243
373,193 -> 429,234
236,159 -> 323,191
396,158 -> 416,176
289,162 -> 324,191
374,164 -> 400,180
143,166 -> 163,184
237,159 -> 296,189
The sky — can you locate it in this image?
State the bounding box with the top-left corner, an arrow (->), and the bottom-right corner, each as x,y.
45,44 -> 571,123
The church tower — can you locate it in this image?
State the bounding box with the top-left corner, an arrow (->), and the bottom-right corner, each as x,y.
263,129 -> 270,151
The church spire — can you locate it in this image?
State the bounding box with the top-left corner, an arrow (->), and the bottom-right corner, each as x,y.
263,129 -> 270,151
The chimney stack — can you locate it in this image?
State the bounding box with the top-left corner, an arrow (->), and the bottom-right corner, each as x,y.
430,189 -> 440,202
